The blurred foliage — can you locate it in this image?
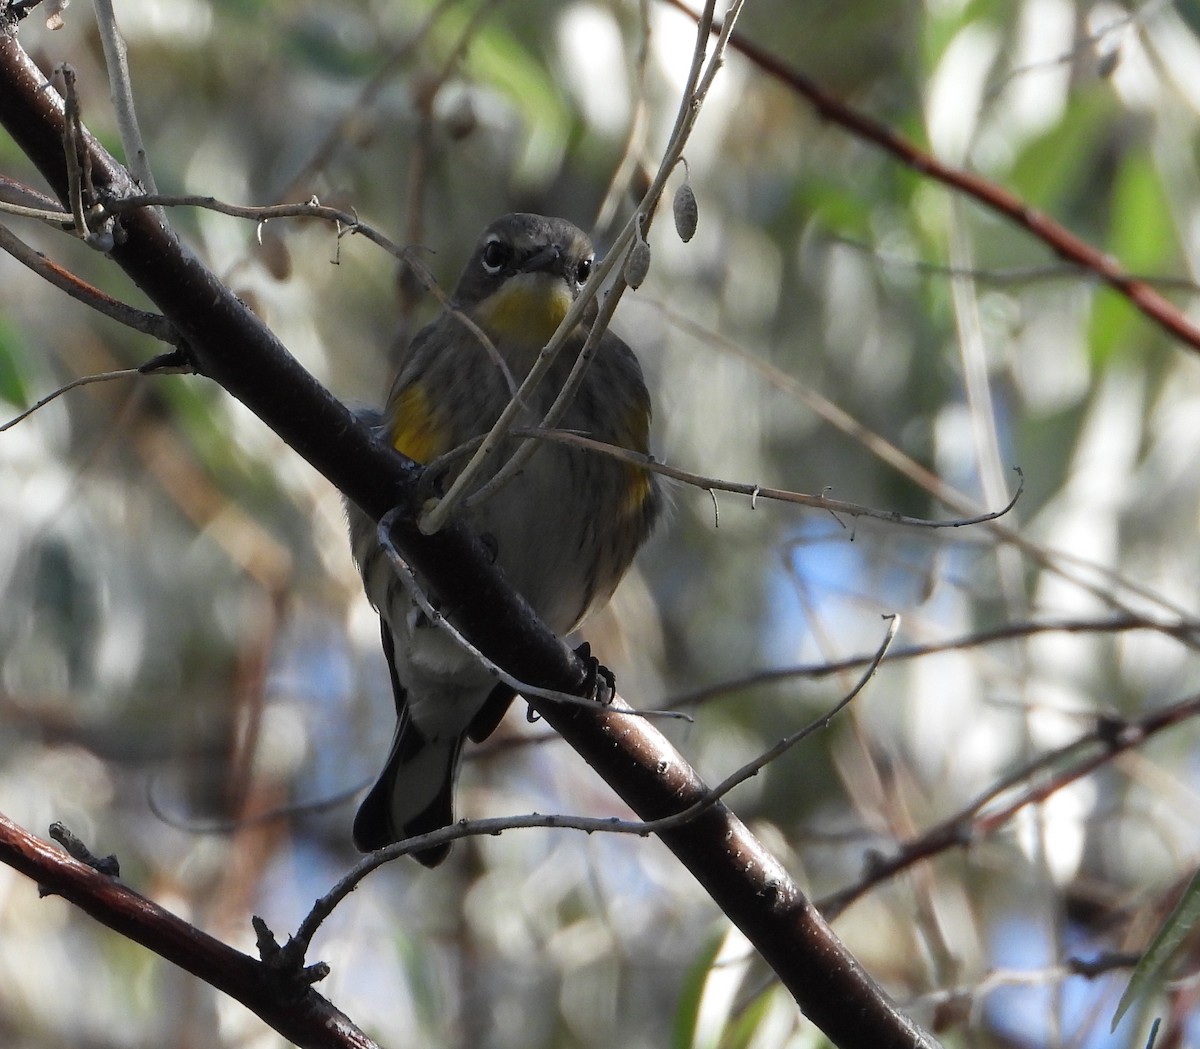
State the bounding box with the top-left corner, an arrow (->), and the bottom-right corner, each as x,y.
2,0 -> 1200,1047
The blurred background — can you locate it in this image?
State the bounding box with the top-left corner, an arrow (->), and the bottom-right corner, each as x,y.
2,0 -> 1200,1046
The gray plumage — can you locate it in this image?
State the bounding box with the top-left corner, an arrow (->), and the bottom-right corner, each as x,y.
346,214 -> 661,865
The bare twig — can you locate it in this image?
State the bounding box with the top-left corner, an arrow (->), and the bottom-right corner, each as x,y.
283,615 -> 892,963
0,197 -> 74,225
375,508 -> 690,720
817,691 -> 1200,919
664,0 -> 1200,357
400,0 -> 506,252
908,952 -> 1142,1032
984,0 -> 1169,102
146,776 -> 370,834
667,613 -> 1200,710
827,231 -> 1200,295
98,191 -> 524,386
0,368 -> 156,432
0,812 -> 381,1049
57,65 -> 91,240
659,302 -> 1200,642
0,221 -> 178,342
276,0 -> 459,199
458,0 -> 748,517
502,427 -> 1024,528
416,0 -> 738,532
593,0 -> 653,232
93,0 -> 158,197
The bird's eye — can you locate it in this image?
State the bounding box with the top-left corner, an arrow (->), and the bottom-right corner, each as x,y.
577,255 -> 594,284
481,238 -> 511,274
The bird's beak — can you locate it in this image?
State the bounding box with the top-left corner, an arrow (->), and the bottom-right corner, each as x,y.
520,244 -> 565,277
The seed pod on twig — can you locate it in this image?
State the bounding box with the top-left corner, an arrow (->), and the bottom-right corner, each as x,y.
624,231 -> 651,289
673,180 -> 698,242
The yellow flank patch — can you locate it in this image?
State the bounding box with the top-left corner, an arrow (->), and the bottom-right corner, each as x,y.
476,277 -> 572,346
620,466 -> 652,517
615,401 -> 653,517
390,384 -> 448,464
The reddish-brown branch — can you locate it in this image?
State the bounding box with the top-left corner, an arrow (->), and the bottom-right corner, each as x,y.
664,0 -> 1200,354
817,692 -> 1200,918
0,813 -> 380,1049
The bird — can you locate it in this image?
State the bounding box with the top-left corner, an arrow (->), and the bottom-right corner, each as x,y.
345,213 -> 661,866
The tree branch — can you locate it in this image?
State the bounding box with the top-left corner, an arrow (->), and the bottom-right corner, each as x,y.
665,0 -> 1200,356
817,691 -> 1200,919
0,813 -> 380,1049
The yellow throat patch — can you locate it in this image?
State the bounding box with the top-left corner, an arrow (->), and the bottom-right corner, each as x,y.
474,274 -> 573,347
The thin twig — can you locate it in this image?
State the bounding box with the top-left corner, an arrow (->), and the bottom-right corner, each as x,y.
276,0 -> 460,199
284,611 -> 892,961
522,428 -> 1024,527
827,232 -> 1200,294
1,369 -> 135,432
475,0 -> 748,506
687,613 -> 899,808
656,301 -> 1200,642
0,221 -> 178,342
424,424 -> 1022,527
593,0 -> 653,233
401,0 -> 506,253
984,0 -> 1169,103
416,0 -> 736,532
145,776 -> 370,834
375,509 -> 691,721
57,65 -> 91,241
0,198 -> 74,226
93,0 -> 158,197
664,0 -> 1200,357
460,0 -> 748,515
817,691 -> 1200,918
100,192 -> 521,395
667,613 -> 1200,710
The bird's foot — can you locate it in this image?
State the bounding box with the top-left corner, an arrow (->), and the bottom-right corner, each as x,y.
575,641 -> 616,706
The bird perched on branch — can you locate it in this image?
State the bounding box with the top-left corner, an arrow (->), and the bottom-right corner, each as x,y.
346,213 -> 661,866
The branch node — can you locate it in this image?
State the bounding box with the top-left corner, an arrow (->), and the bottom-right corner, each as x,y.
138,347 -> 193,374
252,916 -> 329,994
1095,714 -> 1132,749
45,822 -> 121,886
252,914 -> 282,961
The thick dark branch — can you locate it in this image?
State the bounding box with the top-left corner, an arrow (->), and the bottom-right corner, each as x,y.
0,21 -> 938,1049
0,813 -> 379,1049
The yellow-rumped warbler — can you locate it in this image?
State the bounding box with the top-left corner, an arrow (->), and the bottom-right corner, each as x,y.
346,213 -> 661,866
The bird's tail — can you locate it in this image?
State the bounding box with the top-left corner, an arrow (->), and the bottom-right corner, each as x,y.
353,621 -> 464,867
353,712 -> 463,868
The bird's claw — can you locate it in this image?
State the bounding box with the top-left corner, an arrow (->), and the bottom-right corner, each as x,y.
575,641 -> 616,706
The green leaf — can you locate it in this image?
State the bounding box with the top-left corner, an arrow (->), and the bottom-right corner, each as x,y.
1007,92 -> 1114,215
670,929 -> 733,1049
1108,151 -> 1175,275
1088,285 -> 1136,368
0,316 -> 30,408
1089,150 -> 1176,366
724,987 -> 776,1049
1112,868 -> 1200,1031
